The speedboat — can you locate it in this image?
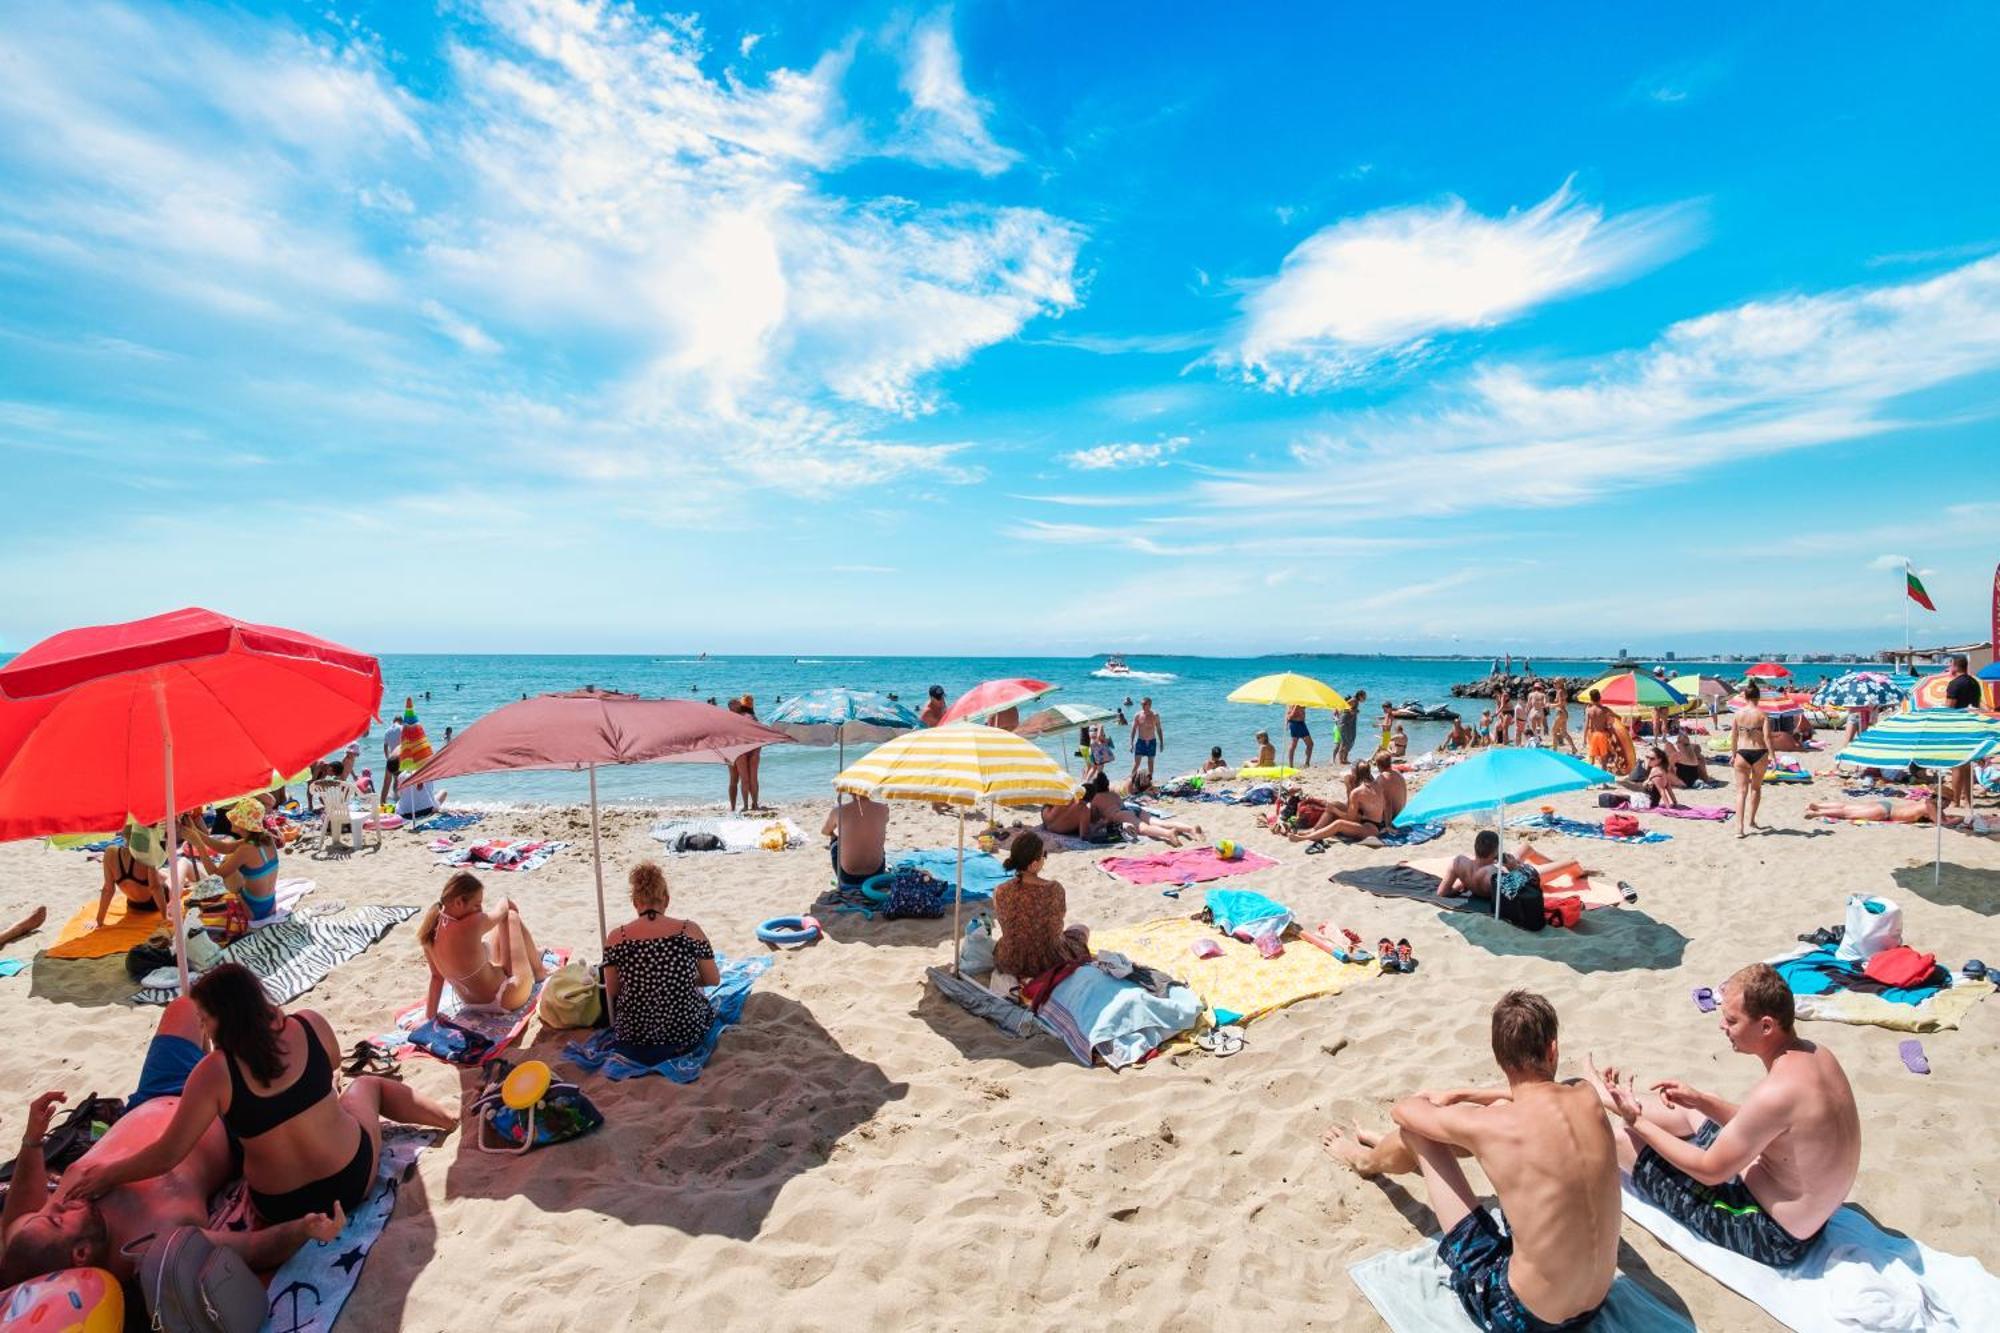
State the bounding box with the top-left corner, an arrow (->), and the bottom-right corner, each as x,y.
1389,700 -> 1459,721
1100,656 -> 1132,676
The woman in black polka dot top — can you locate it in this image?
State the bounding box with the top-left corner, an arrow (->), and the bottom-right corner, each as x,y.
602,861 -> 721,1060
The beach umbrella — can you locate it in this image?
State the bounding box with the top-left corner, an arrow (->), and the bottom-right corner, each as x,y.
1980,663 -> 2000,683
1812,672 -> 1908,711
1394,748 -> 1613,920
939,678 -> 1058,728
407,689 -> 790,945
1226,672 -> 1348,710
0,608 -> 382,991
1729,692 -> 1811,717
1911,672 -> 1997,711
833,723 -> 1079,974
1667,674 -> 1731,708
1743,662 -> 1792,681
767,689 -> 921,767
1583,671 -> 1687,713
1837,709 -> 2000,882
1015,702 -> 1118,738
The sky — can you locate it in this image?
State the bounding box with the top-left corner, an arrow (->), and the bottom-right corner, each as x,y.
3,1 -> 1999,657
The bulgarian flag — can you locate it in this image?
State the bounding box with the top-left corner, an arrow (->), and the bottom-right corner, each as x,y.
1906,567 -> 1936,612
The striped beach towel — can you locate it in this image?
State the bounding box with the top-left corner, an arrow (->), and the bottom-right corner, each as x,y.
134,905 -> 418,1006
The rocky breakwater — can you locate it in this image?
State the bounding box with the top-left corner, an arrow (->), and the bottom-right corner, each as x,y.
1450,672 -> 1596,700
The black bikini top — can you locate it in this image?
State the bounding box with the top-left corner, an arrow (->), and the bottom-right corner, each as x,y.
221,1016 -> 333,1140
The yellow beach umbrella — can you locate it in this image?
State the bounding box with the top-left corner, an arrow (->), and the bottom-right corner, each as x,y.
1226,672 -> 1349,710
834,723 -> 1079,972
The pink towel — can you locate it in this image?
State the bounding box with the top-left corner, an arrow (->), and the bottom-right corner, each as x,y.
1099,846 -> 1278,885
1636,804 -> 1733,821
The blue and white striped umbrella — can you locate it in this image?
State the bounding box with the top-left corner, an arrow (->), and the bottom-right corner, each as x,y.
1811,671 -> 1908,711
768,689 -> 921,748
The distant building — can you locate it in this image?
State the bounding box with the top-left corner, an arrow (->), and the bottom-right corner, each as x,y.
1664,650 -> 1676,662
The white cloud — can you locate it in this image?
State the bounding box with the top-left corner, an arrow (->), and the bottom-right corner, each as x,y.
1194,253 -> 2000,518
419,300 -> 501,355
739,32 -> 763,57
1219,182 -> 1699,390
1869,553 -> 1912,571
1063,436 -> 1188,470
891,9 -> 1019,176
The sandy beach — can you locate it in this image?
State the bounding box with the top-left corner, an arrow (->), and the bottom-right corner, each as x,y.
1,745 -> 1995,1331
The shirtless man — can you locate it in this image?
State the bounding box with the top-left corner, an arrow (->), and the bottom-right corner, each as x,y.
1289,764 -> 1385,843
1582,690 -> 1614,770
1493,692 -> 1512,746
1039,793 -> 1099,840
1591,963 -> 1860,1268
1526,684 -> 1548,743
1285,703 -> 1313,770
1128,698 -> 1164,783
919,685 -> 947,727
1335,690 -> 1364,766
1731,681 -> 1773,837
1324,991 -> 1618,1331
823,792 -> 889,887
1805,791 -> 1945,825
1436,829 -> 1524,902
1371,757 -> 1408,827
0,1000 -> 342,1289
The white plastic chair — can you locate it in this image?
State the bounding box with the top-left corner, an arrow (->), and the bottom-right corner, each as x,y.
318,778 -> 381,853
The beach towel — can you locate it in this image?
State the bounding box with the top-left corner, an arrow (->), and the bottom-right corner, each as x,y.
1770,945 -> 1993,1030
894,848 -> 1009,902
1508,813 -> 1670,844
1378,821 -> 1447,847
1204,887 -> 1292,939
1348,1240 -> 1692,1333
1621,1181 -> 2000,1332
1090,915 -> 1368,1027
1633,804 -> 1733,821
1033,965 -> 1201,1068
133,905 -> 418,1006
435,839 -> 568,873
0,959 -> 26,978
563,956 -> 771,1082
411,811 -> 484,833
382,949 -> 568,1065
1098,846 -> 1278,885
46,877 -> 317,961
648,817 -> 803,853
1336,853 -> 1625,914
256,1127 -> 436,1333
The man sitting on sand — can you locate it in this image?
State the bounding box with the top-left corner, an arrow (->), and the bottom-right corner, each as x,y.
1436,830 -> 1526,902
1591,962 -> 1860,1268
823,792 -> 888,887
1371,757 -> 1408,827
1,1000 -> 344,1289
1324,990 -> 1619,1332
1804,791 -> 1947,824
1201,746 -> 1231,774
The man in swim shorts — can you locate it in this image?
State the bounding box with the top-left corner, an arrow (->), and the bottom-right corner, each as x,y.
1589,963 -> 1860,1268
1436,829 -> 1524,901
1582,690 -> 1613,767
1,1000 -> 344,1289
823,791 -> 889,887
1324,991 -> 1618,1331
1128,697 -> 1164,783
1285,703 -> 1313,769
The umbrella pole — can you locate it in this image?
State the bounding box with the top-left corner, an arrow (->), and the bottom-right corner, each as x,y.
588,764 -> 608,948
951,809 -> 966,977
1936,770 -> 1944,886
1495,799 -> 1505,921
157,681 -> 190,996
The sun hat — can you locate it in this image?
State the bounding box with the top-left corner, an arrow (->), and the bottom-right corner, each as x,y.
226,798 -> 265,834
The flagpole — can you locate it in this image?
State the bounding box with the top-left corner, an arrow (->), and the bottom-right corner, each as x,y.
1904,561 -> 1912,660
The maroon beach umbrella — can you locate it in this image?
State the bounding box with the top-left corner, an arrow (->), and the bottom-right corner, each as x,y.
407,689 -> 790,943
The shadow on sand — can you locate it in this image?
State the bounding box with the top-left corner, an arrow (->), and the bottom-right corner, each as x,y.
1438,907 -> 1689,974
1891,862 -> 1998,916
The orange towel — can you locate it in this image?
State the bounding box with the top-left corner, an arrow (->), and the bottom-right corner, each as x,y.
46,894 -> 173,960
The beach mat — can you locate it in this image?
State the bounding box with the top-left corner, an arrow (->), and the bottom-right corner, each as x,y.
435,839 -> 568,873
564,956 -> 771,1082
256,1126 -> 437,1333
47,877 -> 316,961
1331,864 -> 1480,912
384,948 -> 568,1065
134,905 -> 418,1006
1621,1182 -> 2000,1331
1634,804 -> 1732,821
1509,814 -> 1670,844
1098,846 -> 1278,885
1770,944 -> 1993,1031
1090,915 -> 1368,1027
1349,1239 -> 1692,1332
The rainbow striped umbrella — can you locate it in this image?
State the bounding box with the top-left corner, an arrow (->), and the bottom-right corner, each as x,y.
1583,671 -> 1687,713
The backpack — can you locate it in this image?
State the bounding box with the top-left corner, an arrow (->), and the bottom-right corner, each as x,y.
141,1227 -> 266,1333
676,832 -> 723,853
1602,814 -> 1641,839
1542,895 -> 1583,930
1495,864 -> 1546,932
885,867 -> 950,919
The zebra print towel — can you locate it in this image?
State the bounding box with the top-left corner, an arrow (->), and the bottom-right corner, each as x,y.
133,905 -> 419,1006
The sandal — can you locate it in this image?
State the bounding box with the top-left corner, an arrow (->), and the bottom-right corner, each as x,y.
1303,840 -> 1327,855
1195,1025 -> 1246,1057
343,1040 -> 402,1080
1395,939 -> 1416,973
1377,938 -> 1400,974
1341,929 -> 1372,963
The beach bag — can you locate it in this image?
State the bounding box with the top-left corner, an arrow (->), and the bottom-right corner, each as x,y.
885,866 -> 950,919
676,832 -> 723,853
472,1064 -> 603,1152
1495,865 -> 1546,932
1596,793 -> 1631,809
959,914 -> 997,974
1837,895 -> 1902,963
126,940 -> 178,982
141,1226 -> 265,1333
536,963 -> 603,1029
1602,814 -> 1641,839
1542,895 -> 1583,930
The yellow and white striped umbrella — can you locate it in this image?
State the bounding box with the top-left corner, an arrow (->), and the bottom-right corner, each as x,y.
833,723 -> 1080,808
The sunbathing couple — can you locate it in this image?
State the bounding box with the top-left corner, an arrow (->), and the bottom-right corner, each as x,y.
2,964 -> 457,1295
1286,757 -> 1407,845
1041,773 -> 1205,847
1325,969 -> 1859,1331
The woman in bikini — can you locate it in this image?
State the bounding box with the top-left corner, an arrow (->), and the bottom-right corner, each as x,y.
182,799 -> 285,920
57,963 -> 456,1226
96,843 -> 166,927
1805,791 -> 1944,824
1731,680 -> 1773,837
1084,773 -> 1202,846
1549,685 -> 1577,754
417,872 -> 549,1019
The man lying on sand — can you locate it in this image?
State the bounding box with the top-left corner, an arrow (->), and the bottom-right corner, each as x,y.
1324,990 -> 1618,1332
1589,962 -> 1860,1267
1436,830 -> 1526,902
0,999 -> 345,1289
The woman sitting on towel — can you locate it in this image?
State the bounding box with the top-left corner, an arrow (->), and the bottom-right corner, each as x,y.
58,963 -> 456,1225
602,862 -> 719,1061
1619,746 -> 1684,808
993,832 -> 1091,980
95,836 -> 179,927
182,799 -> 284,920
417,872 -> 549,1019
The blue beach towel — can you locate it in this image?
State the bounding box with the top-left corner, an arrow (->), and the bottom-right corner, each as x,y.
413,811 -> 484,833
1378,821 -> 1446,848
1772,945 -> 1949,1006
0,959 -> 26,978
1508,813 -> 1671,845
564,956 -> 772,1082
818,848 -> 1009,919
1204,887 -> 1293,939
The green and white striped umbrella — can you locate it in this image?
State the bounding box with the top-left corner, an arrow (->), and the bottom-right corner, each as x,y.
1836,709 -> 2000,770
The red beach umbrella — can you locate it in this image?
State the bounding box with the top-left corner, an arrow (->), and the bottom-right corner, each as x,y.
1743,662 -> 1792,680
0,607 -> 382,989
939,678 -> 1058,727
407,689 -> 791,943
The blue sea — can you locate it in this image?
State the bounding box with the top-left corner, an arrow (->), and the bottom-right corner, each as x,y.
372,654 -> 1856,808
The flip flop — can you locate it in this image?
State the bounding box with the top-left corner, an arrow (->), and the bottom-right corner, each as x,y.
1964,959 -> 1988,981
1690,986 -> 1717,1013
343,1040 -> 402,1080
1395,939 -> 1416,973
1303,840 -> 1327,855
1617,880 -> 1639,904
1376,937 -> 1400,974
1196,1026 -> 1246,1057
1899,1040 -> 1930,1075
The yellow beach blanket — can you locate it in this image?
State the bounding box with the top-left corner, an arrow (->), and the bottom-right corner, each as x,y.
1796,978 -> 1993,1032
1090,914 -> 1372,1026
47,894 -> 173,959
